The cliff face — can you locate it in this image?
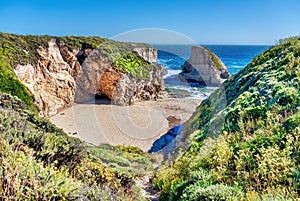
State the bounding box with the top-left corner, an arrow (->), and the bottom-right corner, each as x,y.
0,33 -> 166,117
75,42 -> 167,106
98,64 -> 166,106
14,39 -> 80,117
132,47 -> 158,63
180,46 -> 229,86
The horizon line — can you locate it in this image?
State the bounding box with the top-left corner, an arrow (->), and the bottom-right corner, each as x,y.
151,43 -> 272,46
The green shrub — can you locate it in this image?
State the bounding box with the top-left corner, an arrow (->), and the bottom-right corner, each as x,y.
86,144 -> 154,177
274,87 -> 299,106
114,52 -> 154,80
116,145 -> 145,155
60,35 -> 107,50
246,187 -> 299,201
0,136 -> 81,200
98,40 -> 152,62
181,184 -> 244,201
203,46 -> 224,69
0,59 -> 36,110
0,95 -> 83,170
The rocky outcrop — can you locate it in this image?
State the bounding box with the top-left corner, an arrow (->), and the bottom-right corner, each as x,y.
132,47 -> 157,63
12,36 -> 167,116
75,46 -> 167,106
112,63 -> 168,105
14,39 -> 80,117
180,46 -> 229,86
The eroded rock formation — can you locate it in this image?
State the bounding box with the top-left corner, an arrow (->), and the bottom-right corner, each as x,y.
132,47 -> 157,63
112,63 -> 167,105
14,39 -> 80,117
13,37 -> 167,116
180,46 -> 229,86
74,44 -> 167,105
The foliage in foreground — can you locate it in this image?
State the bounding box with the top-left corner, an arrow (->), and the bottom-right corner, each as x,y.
0,92 -> 152,200
154,37 -> 300,200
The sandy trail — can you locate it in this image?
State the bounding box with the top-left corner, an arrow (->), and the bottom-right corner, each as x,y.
49,98 -> 201,151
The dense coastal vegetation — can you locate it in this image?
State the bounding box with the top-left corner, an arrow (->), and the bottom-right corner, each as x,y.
0,32 -> 299,200
0,92 -> 155,200
154,37 -> 300,200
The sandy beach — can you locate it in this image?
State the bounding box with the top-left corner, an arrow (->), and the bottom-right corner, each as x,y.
49,98 -> 201,151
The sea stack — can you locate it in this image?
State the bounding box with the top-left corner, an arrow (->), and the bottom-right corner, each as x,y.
180,46 -> 229,86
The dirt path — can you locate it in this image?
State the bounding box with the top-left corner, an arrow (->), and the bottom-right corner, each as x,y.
135,175 -> 159,201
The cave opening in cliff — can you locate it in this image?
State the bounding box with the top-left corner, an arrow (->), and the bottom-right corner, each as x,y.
94,94 -> 112,105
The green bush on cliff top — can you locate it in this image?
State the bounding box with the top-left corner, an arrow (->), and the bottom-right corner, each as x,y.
114,52 -> 154,80
154,37 -> 300,200
60,35 -> 107,50
203,46 -> 224,69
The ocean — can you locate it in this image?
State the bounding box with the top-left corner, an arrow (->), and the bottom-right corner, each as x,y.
153,45 -> 270,99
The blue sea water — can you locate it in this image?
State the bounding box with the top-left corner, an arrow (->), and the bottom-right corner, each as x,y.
153,44 -> 270,99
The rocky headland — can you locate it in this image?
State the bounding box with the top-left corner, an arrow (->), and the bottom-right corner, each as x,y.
0,33 -> 167,117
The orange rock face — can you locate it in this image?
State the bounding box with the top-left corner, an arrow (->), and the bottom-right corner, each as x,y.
99,68 -> 121,100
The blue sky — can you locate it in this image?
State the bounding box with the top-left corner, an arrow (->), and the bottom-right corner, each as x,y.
0,0 -> 299,44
